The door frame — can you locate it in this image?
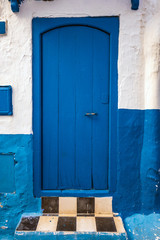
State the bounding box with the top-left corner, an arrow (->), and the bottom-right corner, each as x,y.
32,17 -> 119,197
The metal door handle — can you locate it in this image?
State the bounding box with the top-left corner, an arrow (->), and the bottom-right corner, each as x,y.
85,113 -> 97,116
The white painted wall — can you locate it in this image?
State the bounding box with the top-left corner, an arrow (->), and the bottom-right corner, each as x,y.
144,12 -> 160,109
0,0 -> 159,134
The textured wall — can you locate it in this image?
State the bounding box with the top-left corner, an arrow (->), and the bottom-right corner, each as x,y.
0,0 -> 160,238
113,109 -> 160,217
144,12 -> 160,109
125,213 -> 160,239
0,0 -> 159,134
0,135 -> 41,237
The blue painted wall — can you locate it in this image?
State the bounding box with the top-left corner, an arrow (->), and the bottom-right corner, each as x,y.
113,109 -> 160,217
125,213 -> 160,239
113,109 -> 144,216
0,135 -> 41,237
140,110 -> 160,213
0,154 -> 15,193
0,110 -> 160,238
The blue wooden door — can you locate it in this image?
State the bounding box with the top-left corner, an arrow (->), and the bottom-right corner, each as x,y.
33,18 -> 119,196
42,25 -> 109,190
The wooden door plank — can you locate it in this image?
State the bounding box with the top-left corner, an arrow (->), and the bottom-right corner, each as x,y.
42,30 -> 59,189
58,27 -> 77,189
75,27 -> 93,189
92,31 -> 110,189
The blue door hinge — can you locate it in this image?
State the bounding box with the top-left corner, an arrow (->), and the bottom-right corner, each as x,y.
8,0 -> 23,13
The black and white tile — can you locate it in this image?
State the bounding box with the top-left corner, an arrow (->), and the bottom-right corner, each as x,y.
42,197 -> 59,214
16,217 -> 40,231
41,197 -> 112,216
16,216 -> 125,233
77,197 -> 95,216
16,197 -> 125,234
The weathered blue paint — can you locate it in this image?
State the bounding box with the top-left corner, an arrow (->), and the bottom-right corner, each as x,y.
0,22 -> 6,34
113,109 -> 144,216
0,135 -> 41,238
131,0 -> 139,10
0,109 -> 160,238
0,86 -> 13,115
140,110 -> 160,213
33,17 -> 119,197
1,235 -> 13,240
125,213 -> 160,240
0,154 -> 15,193
14,231 -> 127,240
113,109 -> 160,217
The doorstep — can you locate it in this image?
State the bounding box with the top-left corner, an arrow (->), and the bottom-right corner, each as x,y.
14,197 -> 127,240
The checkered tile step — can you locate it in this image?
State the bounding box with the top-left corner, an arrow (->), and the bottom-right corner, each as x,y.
16,197 -> 126,236
16,215 -> 125,233
41,197 -> 112,215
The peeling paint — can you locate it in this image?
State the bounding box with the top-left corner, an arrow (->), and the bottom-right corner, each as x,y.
125,214 -> 160,240
0,203 -> 3,208
1,226 -> 8,230
0,135 -> 41,238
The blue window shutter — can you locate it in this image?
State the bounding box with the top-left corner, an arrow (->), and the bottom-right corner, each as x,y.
0,22 -> 6,34
0,86 -> 13,115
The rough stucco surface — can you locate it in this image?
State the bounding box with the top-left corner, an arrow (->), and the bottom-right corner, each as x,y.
113,109 -> 160,217
125,213 -> 160,240
144,12 -> 160,109
0,0 -> 159,134
0,135 -> 41,237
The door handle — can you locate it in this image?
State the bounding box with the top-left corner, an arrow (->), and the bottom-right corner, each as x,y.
85,113 -> 97,116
